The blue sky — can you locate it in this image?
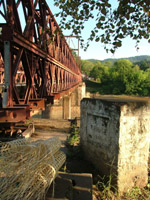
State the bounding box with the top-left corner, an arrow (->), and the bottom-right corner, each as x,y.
48,0 -> 150,60
79,37 -> 150,60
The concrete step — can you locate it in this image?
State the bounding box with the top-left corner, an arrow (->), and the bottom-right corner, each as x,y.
46,172 -> 93,200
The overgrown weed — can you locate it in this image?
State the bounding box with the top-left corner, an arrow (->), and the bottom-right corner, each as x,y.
65,118 -> 81,158
93,172 -> 150,200
92,161 -> 150,200
95,174 -> 117,200
66,124 -> 80,147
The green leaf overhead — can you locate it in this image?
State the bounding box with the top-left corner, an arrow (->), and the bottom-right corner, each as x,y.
53,0 -> 150,52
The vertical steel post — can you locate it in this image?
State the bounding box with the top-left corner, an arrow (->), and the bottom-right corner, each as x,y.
3,41 -> 11,107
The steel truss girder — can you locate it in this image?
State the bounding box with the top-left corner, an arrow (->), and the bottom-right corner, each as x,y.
0,0 -> 82,123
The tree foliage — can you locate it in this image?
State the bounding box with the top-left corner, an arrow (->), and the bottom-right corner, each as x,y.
135,59 -> 150,71
84,58 -> 150,96
54,0 -> 150,52
81,60 -> 94,75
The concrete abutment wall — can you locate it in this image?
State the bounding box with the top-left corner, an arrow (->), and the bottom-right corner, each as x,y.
80,97 -> 150,193
42,82 -> 86,120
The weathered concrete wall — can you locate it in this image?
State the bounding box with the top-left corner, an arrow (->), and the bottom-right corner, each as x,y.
42,104 -> 63,119
71,82 -> 86,106
71,106 -> 80,119
71,88 -> 78,106
118,103 -> 150,192
77,82 -> 86,106
42,82 -> 86,120
63,96 -> 71,119
80,97 -> 150,193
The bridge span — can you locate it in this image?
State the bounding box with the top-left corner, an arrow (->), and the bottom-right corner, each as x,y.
0,0 -> 82,124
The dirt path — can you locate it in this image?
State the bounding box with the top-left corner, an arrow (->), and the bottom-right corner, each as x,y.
30,118 -> 70,143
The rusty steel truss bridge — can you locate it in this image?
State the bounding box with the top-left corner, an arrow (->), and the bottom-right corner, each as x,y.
0,0 -> 82,126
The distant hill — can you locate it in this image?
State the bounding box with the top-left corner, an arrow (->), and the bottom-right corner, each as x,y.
86,55 -> 150,64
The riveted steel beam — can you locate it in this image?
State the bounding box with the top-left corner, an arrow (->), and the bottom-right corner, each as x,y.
0,0 -> 82,123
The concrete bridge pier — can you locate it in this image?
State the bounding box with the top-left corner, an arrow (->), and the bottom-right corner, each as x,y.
42,82 -> 86,120
63,95 -> 71,120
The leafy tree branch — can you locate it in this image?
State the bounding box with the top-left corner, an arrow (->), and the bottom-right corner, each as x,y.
54,0 -> 150,52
